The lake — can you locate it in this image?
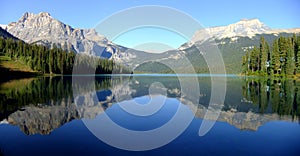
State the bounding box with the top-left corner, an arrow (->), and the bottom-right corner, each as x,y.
0,75 -> 299,155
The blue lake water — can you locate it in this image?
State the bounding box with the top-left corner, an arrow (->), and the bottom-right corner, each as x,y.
0,75 -> 299,155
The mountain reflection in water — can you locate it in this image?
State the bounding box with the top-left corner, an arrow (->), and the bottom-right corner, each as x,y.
0,76 -> 299,135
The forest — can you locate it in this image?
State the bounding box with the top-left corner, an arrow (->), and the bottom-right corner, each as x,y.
242,34 -> 300,76
0,37 -> 132,75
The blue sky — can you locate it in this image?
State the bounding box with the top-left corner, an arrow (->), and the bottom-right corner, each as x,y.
1,0 -> 299,52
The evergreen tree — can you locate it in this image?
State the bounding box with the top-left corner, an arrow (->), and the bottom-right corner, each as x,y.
285,38 -> 295,75
260,36 -> 268,75
266,42 -> 271,75
242,52 -> 249,74
271,39 -> 281,75
295,35 -> 300,74
278,36 -> 288,74
250,46 -> 259,73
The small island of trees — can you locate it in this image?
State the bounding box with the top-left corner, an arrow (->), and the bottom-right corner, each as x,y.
242,34 -> 300,77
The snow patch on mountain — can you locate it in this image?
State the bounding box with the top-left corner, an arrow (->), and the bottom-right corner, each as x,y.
192,19 -> 271,42
0,24 -> 7,30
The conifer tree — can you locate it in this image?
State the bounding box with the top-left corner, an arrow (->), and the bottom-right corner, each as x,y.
271,39 -> 281,75
260,36 -> 268,74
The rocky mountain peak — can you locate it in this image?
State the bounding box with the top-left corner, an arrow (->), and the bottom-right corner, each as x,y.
38,12 -> 51,17
5,12 -> 130,59
18,12 -> 52,23
237,18 -> 263,25
7,12 -> 72,43
229,18 -> 270,31
191,18 -> 272,43
19,12 -> 35,21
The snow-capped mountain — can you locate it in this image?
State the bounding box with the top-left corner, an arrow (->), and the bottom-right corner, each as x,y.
191,18 -> 300,43
173,19 -> 300,73
6,12 -> 133,60
210,19 -> 271,38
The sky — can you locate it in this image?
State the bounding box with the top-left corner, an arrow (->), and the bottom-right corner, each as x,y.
1,0 -> 299,52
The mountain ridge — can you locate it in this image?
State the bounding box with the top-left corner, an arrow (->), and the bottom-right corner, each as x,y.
3,12 -> 300,73
5,12 -> 133,61
191,18 -> 300,43
4,12 -> 300,53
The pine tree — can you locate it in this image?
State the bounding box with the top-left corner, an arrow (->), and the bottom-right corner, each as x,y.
49,49 -> 54,74
271,39 -> 281,75
0,38 -> 5,53
242,52 -> 249,74
285,38 -> 295,75
250,46 -> 259,73
260,36 -> 268,75
278,36 -> 288,74
266,42 -> 271,75
295,35 -> 300,74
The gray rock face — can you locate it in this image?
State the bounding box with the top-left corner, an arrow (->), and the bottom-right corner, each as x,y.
6,12 -> 130,59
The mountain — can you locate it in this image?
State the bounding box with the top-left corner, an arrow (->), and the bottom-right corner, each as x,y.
150,19 -> 300,73
192,19 -> 271,42
132,19 -> 300,73
6,12 -> 134,60
4,12 -> 300,73
191,18 -> 300,43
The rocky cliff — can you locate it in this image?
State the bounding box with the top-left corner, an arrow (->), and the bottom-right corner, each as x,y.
6,12 -> 131,60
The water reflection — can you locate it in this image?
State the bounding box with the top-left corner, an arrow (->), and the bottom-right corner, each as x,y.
0,76 -> 299,136
242,78 -> 300,118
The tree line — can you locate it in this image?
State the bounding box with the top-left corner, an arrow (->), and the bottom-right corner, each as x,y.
0,37 -> 132,75
242,34 -> 300,76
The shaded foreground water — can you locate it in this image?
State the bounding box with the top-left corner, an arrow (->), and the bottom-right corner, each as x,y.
0,75 -> 299,155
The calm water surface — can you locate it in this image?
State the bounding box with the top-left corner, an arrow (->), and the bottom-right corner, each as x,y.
0,75 -> 299,155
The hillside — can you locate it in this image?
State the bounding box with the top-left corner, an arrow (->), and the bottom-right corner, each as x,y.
0,55 -> 39,82
0,28 -> 39,81
131,19 -> 300,74
0,27 -> 18,40
0,35 -> 131,77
